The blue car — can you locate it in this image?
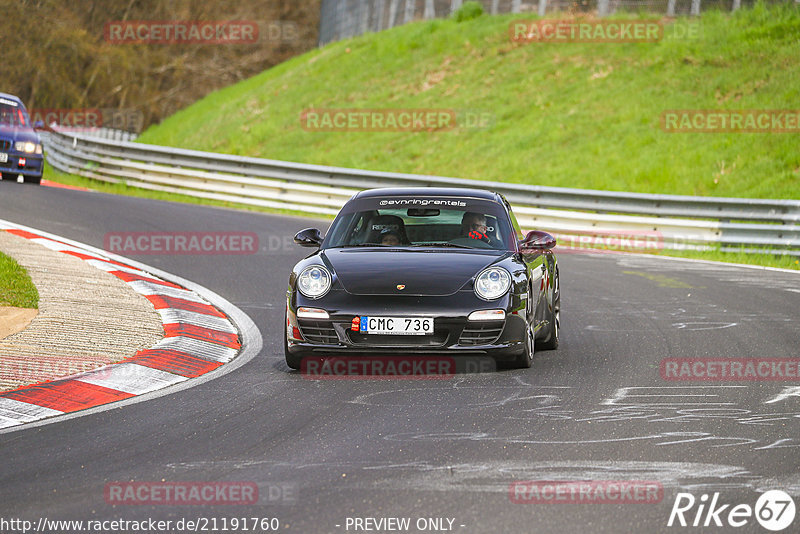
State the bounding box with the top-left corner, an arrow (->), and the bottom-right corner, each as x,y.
0,92 -> 44,184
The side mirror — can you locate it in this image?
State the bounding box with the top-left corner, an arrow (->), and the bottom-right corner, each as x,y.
520,230 -> 556,252
33,120 -> 45,130
294,228 -> 324,247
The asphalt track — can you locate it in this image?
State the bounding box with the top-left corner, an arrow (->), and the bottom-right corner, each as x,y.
0,180 -> 798,533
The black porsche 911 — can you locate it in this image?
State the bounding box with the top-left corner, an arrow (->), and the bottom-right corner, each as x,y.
284,187 -> 559,370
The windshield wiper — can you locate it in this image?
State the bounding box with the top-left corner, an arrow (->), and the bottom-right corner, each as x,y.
333,243 -> 394,248
333,242 -> 475,249
409,242 -> 473,249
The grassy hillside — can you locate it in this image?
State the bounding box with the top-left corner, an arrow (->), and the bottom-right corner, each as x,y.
138,2 -> 800,199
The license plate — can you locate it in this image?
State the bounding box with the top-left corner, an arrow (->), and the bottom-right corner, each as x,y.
360,316 -> 433,335
0,153 -> 7,163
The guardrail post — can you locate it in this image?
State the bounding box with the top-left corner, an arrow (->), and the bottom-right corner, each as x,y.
667,0 -> 676,16
374,0 -> 385,31
403,0 -> 414,23
359,0 -> 371,34
335,0 -> 347,39
424,0 -> 435,18
388,0 -> 400,27
450,0 -> 462,14
691,0 -> 701,16
511,0 -> 522,13
346,0 -> 358,39
538,0 -> 547,17
598,0 -> 610,16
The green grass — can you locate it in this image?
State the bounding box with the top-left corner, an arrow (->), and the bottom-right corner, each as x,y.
135,2 -> 800,199
0,251 -> 39,309
639,246 -> 800,270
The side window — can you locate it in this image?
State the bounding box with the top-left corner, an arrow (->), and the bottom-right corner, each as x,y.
351,212 -> 370,244
507,205 -> 524,243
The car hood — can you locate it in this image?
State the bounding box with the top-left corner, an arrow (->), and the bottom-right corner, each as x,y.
322,248 -> 508,296
0,126 -> 40,143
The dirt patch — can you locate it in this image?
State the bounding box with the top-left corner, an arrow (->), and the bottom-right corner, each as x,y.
0,306 -> 38,340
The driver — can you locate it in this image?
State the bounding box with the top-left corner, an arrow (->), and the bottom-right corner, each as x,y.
461,212 -> 490,244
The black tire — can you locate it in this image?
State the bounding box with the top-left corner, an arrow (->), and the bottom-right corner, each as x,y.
284,312 -> 302,370
511,284 -> 535,368
25,174 -> 42,185
284,338 -> 303,370
538,269 -> 560,351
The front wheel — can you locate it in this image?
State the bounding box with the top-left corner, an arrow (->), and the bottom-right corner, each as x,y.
511,285 -> 534,368
284,339 -> 302,370
284,312 -> 302,370
539,269 -> 560,350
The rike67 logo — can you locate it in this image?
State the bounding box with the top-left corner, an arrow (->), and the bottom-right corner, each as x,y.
668,490 -> 796,531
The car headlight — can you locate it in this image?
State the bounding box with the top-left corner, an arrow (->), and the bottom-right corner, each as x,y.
474,267 -> 511,300
297,265 -> 332,298
14,141 -> 36,153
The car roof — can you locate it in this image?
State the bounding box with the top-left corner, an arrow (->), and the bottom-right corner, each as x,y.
0,93 -> 24,106
352,187 -> 502,202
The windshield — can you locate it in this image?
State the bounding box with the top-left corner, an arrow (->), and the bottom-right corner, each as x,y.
0,101 -> 29,127
324,196 -> 515,251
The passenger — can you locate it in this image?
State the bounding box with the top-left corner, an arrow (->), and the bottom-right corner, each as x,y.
380,228 -> 402,246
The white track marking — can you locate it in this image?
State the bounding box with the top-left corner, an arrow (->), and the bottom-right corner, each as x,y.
151,336 -> 238,362
127,280 -> 209,303
85,259 -> 147,275
76,363 -> 187,395
0,398 -> 63,428
765,386 -> 800,405
157,308 -> 236,332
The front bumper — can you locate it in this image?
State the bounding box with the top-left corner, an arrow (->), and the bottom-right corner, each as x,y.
0,151 -> 43,177
286,289 -> 527,360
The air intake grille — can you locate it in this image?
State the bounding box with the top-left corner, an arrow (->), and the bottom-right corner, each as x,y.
459,322 -> 504,346
297,320 -> 338,345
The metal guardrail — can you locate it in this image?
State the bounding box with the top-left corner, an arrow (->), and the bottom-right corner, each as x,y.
46,127 -> 139,143
41,128 -> 800,256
